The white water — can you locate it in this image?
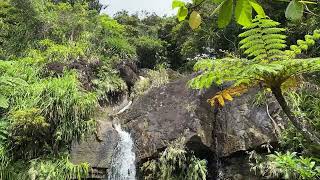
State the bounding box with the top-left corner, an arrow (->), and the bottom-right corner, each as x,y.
108,124 -> 136,180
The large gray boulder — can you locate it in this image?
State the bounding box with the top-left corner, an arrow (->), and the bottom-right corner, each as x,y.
71,120 -> 119,178
71,76 -> 283,179
118,77 -> 281,161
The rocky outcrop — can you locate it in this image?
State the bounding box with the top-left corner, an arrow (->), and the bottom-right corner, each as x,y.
71,120 -> 119,179
118,77 -> 281,160
71,75 -> 283,179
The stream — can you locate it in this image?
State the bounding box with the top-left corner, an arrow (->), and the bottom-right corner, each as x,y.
108,124 -> 136,180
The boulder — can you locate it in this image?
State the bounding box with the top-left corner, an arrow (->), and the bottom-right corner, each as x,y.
71,120 -> 119,178
118,77 -> 281,161
71,75 -> 283,179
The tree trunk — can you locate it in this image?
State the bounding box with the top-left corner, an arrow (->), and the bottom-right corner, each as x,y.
271,86 -> 320,145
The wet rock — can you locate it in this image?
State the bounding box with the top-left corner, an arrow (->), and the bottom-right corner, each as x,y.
70,120 -> 119,178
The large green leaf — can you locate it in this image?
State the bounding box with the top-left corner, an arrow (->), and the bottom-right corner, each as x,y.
285,0 -> 304,21
218,0 -> 233,28
172,0 -> 185,9
189,11 -> 202,29
178,6 -> 188,21
235,0 -> 253,27
249,0 -> 266,17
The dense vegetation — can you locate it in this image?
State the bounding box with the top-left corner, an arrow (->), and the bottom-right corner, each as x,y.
0,0 -> 319,179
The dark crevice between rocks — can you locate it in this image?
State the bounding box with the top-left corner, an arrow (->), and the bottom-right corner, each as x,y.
186,135 -> 216,180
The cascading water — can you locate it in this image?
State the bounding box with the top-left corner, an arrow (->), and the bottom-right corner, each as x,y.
108,124 -> 136,180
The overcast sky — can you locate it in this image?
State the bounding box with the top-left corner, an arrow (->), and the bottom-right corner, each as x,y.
100,0 -> 182,17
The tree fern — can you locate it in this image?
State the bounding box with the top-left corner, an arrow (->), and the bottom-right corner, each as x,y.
190,16 -> 320,144
239,16 -> 287,61
286,29 -> 320,57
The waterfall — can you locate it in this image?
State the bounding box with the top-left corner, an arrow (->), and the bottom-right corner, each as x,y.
108,124 -> 136,180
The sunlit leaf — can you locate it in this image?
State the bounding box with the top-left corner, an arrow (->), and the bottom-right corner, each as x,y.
218,0 -> 233,28
285,0 -> 304,21
216,95 -> 225,106
235,0 -> 253,27
178,6 -> 188,21
172,0 -> 185,9
222,92 -> 233,101
189,11 -> 202,29
249,0 -> 266,17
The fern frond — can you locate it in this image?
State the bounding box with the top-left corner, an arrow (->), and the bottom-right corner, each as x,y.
239,16 -> 287,62
287,29 -> 320,57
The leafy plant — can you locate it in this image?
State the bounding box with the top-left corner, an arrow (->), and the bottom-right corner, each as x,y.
238,17 -> 287,61
27,155 -> 90,180
173,0 -> 266,28
189,16 -> 320,144
141,138 -> 207,180
135,36 -> 166,68
249,151 -> 320,179
173,0 -> 319,29
9,108 -> 49,159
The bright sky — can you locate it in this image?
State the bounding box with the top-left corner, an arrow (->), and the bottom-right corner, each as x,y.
100,0 -> 179,17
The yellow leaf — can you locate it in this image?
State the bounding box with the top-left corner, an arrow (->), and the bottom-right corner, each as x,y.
189,11 -> 201,30
222,92 -> 233,101
216,95 -> 225,107
207,98 -> 215,107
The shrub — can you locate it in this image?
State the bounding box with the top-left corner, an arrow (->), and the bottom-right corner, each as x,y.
141,138 -> 207,180
135,36 -> 166,69
250,151 -> 320,179
132,65 -> 169,96
9,108 -> 49,159
10,72 -> 97,156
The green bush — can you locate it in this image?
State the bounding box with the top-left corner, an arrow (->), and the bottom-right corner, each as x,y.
141,138 -> 207,180
135,36 -> 166,68
9,108 -> 49,159
9,73 -> 97,155
250,151 -> 320,179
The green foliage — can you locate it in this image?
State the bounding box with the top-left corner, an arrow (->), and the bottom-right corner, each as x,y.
0,0 -> 143,178
135,36 -> 166,68
9,108 -> 49,159
173,0 -> 320,29
146,65 -> 170,88
287,29 -> 320,56
190,15 -> 320,144
280,87 -> 320,153
250,151 -> 320,179
27,155 -> 90,180
0,60 -> 29,109
239,16 -> 287,61
190,17 -> 320,92
133,65 -> 170,96
92,65 -> 127,102
285,0 -> 304,21
0,154 -> 89,180
173,0 -> 266,28
141,138 -> 207,180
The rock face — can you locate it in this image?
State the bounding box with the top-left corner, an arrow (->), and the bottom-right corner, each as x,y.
71,76 -> 283,179
118,76 -> 281,159
71,120 -> 119,179
118,76 -> 216,161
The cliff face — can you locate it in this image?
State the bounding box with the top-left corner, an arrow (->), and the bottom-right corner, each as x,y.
71,76 -> 283,179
